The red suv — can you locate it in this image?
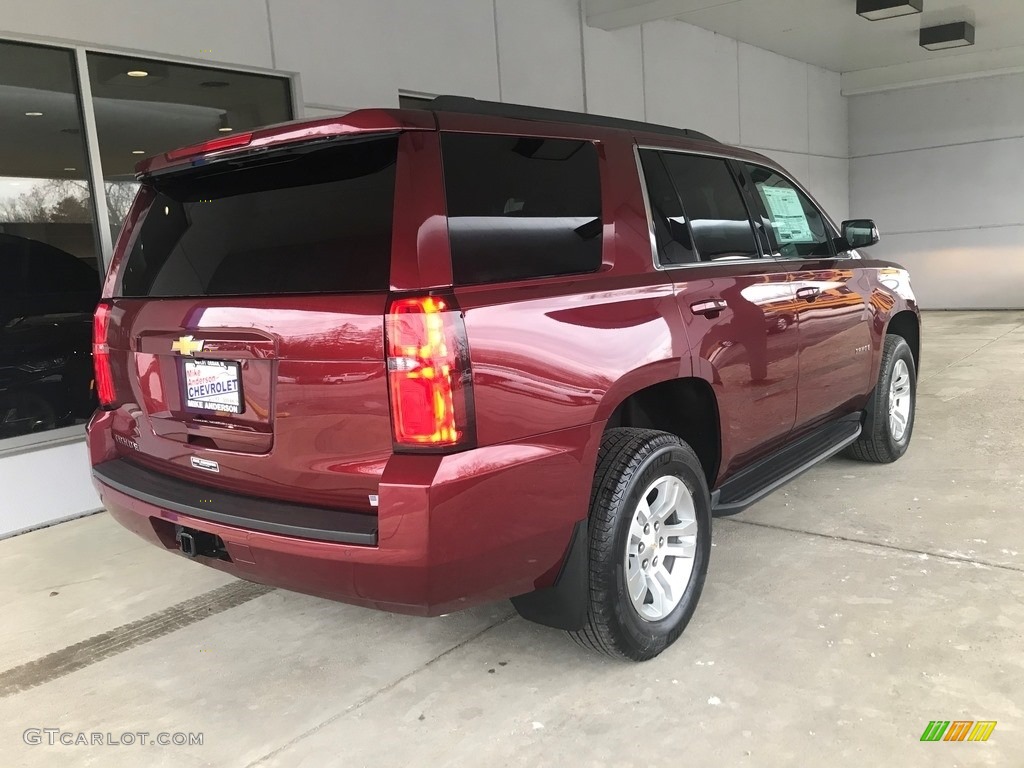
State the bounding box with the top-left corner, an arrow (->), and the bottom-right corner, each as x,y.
87,97 -> 919,661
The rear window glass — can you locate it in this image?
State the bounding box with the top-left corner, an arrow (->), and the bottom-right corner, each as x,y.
118,136 -> 397,297
441,133 -> 602,285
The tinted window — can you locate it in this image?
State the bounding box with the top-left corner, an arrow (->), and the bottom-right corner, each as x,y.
742,163 -> 834,258
441,133 -> 602,284
659,153 -> 759,261
639,150 -> 697,265
119,137 -> 397,297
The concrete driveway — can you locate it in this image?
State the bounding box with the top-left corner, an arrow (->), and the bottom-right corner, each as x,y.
2,311 -> 1022,767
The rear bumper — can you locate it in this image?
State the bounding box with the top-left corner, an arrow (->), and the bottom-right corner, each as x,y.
89,412 -> 602,616
94,459 -> 377,545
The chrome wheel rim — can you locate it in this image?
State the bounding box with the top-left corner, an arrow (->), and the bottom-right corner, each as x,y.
624,475 -> 698,622
888,358 -> 912,441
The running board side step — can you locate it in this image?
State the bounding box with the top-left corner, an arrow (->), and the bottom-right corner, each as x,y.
711,415 -> 862,516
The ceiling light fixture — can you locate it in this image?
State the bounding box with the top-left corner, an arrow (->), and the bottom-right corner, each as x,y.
218,127 -> 233,132
920,21 -> 975,50
131,150 -> 145,154
25,111 -> 43,116
856,0 -> 923,21
64,167 -> 76,171
126,70 -> 149,77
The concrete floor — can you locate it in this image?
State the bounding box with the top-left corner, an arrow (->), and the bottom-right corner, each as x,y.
2,310 -> 1022,767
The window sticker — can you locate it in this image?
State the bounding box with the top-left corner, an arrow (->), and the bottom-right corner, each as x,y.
761,185 -> 813,243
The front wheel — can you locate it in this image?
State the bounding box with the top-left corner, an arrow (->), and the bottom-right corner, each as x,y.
846,334 -> 917,463
570,428 -> 712,661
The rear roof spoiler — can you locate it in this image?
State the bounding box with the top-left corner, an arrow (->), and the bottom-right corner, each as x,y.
135,108 -> 434,178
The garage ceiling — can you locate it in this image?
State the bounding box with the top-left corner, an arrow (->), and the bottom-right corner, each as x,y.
586,0 -> 1024,93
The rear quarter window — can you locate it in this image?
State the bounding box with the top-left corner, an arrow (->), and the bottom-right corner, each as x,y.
440,133 -> 602,285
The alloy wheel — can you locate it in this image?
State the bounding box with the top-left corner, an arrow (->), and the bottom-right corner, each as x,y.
888,358 -> 912,441
623,475 -> 699,622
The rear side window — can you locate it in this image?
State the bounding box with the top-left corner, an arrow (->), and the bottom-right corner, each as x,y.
659,153 -> 759,262
441,133 -> 602,285
638,150 -> 696,266
118,136 -> 398,297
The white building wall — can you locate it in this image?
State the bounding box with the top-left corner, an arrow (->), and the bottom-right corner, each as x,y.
0,441 -> 100,537
849,73 -> 1024,309
633,22 -> 849,220
0,0 -> 275,69
0,4 -> 849,534
2,2 -> 850,217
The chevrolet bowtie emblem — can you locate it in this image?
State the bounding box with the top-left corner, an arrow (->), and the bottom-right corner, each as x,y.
171,335 -> 204,356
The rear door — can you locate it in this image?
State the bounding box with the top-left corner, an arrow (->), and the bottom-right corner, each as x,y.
103,134 -> 403,512
738,162 -> 873,431
639,148 -> 800,477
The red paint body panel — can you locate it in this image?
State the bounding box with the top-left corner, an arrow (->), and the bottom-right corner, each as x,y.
88,105 -> 920,616
91,407 -> 600,614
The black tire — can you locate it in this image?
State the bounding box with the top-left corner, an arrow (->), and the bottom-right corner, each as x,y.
846,334 -> 917,463
570,428 -> 712,661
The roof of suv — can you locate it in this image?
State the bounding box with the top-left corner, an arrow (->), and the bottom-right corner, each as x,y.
425,96 -> 720,145
135,95 -> 764,178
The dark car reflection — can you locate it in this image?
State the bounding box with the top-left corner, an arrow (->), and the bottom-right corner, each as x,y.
1,234 -> 99,438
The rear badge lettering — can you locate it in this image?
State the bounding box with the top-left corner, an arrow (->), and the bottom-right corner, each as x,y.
114,434 -> 140,452
190,456 -> 220,473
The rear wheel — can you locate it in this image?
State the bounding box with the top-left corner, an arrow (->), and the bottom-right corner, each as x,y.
846,334 -> 916,463
570,428 -> 712,661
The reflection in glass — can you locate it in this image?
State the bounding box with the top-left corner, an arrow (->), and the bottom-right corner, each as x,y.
441,134 -> 603,285
86,52 -> 292,241
0,40 -> 99,439
660,153 -> 759,262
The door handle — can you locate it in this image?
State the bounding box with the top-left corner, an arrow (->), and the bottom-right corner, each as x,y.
796,286 -> 820,302
690,299 -> 728,316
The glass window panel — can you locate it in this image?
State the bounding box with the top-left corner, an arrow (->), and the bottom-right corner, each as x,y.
659,153 -> 759,262
0,40 -> 100,440
441,133 -> 602,285
86,52 -> 292,241
742,163 -> 835,259
119,136 -> 397,298
638,149 -> 697,266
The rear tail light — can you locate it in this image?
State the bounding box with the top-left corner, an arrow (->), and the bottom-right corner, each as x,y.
386,295 -> 475,450
92,301 -> 116,408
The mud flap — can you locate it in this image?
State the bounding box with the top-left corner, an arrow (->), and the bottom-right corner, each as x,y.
510,519 -> 589,631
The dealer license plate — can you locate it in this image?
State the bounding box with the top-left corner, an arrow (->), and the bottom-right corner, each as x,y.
183,359 -> 243,414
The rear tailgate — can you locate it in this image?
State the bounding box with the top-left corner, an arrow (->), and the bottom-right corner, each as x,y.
102,134 -> 401,513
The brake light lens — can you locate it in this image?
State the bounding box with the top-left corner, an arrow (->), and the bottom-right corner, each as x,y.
164,131 -> 253,162
386,295 -> 474,449
92,301 -> 116,408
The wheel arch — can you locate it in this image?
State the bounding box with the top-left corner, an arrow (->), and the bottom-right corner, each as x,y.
513,372 -> 721,633
601,376 -> 721,488
885,310 -> 921,371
